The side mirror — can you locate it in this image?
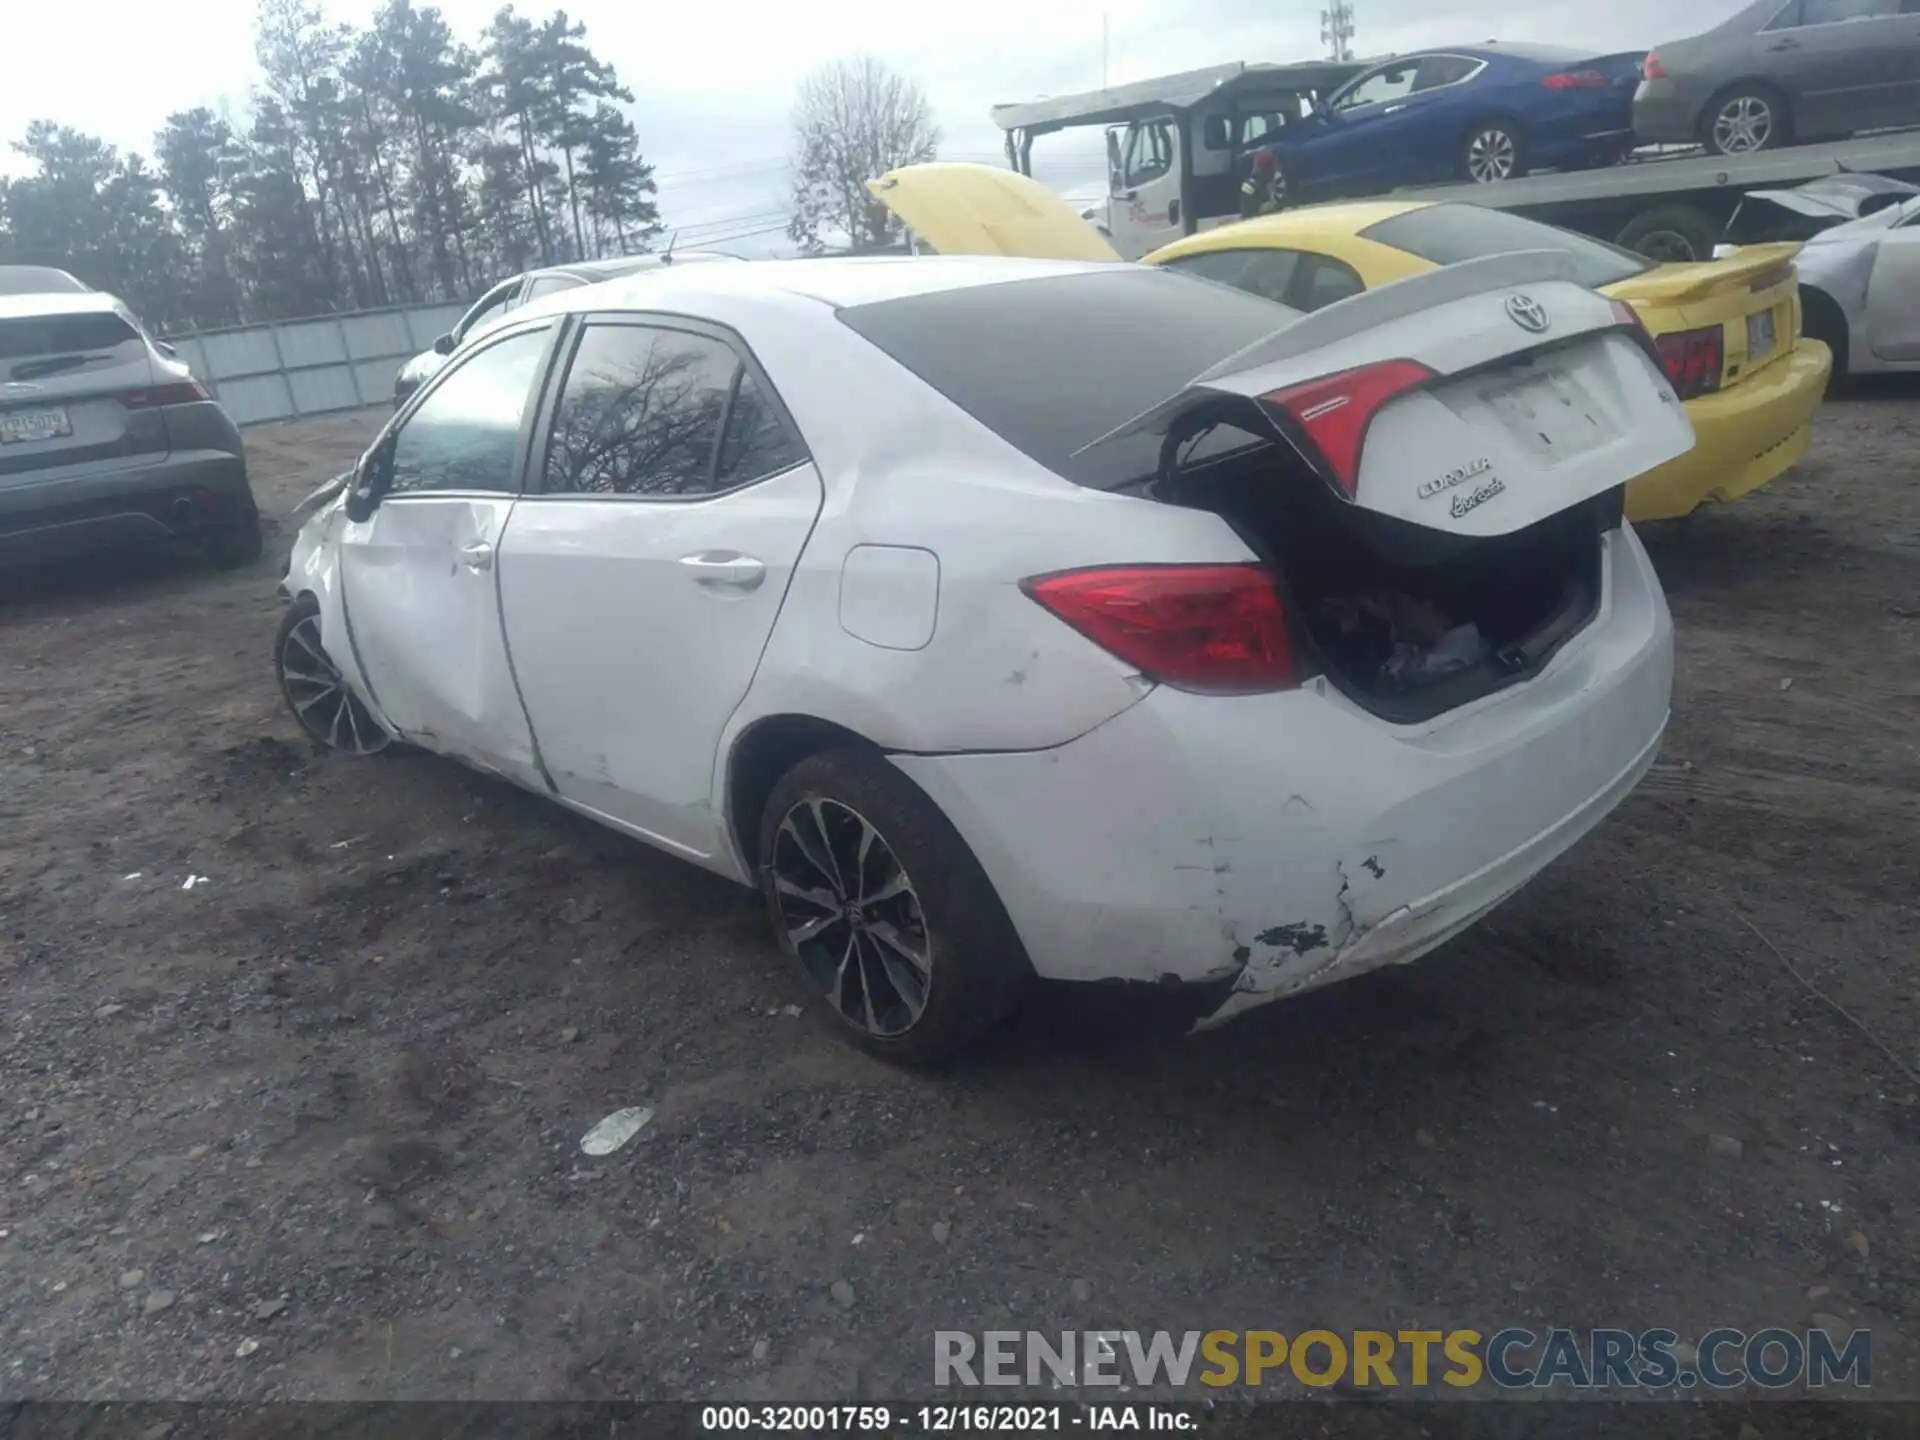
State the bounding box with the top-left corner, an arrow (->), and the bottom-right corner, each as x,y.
1312,97 -> 1335,120
344,440 -> 394,525
432,332 -> 454,356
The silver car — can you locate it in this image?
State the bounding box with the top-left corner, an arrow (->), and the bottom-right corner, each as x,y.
391,251 -> 743,408
0,266 -> 90,296
0,291 -> 260,568
1635,0 -> 1920,155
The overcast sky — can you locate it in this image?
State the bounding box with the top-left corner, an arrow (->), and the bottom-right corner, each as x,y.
1,0 -> 1746,257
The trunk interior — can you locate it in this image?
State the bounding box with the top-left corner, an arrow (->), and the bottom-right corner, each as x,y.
1151,437 -> 1614,723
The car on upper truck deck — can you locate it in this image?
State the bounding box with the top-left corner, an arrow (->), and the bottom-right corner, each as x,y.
999,57 -> 1920,263
1255,44 -> 1647,201
278,252 -> 1690,1062
1635,0 -> 1920,157
869,163 -> 1828,522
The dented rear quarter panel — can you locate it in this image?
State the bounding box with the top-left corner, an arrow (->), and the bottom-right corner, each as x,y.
891,527 -> 1673,1023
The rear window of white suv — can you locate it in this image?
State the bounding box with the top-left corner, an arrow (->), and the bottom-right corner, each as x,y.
837,268 -> 1298,490
0,312 -> 144,363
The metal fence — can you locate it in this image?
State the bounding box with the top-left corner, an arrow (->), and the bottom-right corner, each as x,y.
159,301 -> 467,427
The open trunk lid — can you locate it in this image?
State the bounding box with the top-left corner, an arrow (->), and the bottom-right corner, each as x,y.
0,297 -> 170,484
1085,249 -> 1695,539
866,162 -> 1124,263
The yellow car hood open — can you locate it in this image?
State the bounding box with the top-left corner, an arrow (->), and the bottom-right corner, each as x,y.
866,163 -> 1123,263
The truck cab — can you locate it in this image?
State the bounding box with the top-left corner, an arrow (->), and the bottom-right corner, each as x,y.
995,60 -> 1368,261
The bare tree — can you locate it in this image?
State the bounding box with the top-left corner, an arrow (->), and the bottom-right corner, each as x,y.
786,57 -> 939,255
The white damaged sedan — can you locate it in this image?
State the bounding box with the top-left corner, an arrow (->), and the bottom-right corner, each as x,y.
278,252 -> 1690,1061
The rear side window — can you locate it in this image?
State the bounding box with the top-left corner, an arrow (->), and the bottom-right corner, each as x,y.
542,323 -> 799,497
0,312 -> 142,365
837,268 -> 1300,490
1295,256 -> 1366,310
524,274 -> 582,302
1363,205 -> 1650,288
717,371 -> 807,485
1158,249 -> 1303,306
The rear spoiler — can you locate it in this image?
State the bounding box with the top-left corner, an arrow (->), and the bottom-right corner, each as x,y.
1075,249 -> 1593,455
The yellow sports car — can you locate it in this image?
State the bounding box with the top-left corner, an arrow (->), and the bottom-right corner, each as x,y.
869,165 -> 1831,523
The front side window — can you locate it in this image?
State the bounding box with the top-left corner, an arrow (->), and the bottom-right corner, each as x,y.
388,326 -> 551,496
524,274 -> 582,302
1335,63 -> 1419,111
1777,0 -> 1897,25
454,280 -> 519,343
1123,121 -> 1175,188
544,323 -> 743,497
1158,249 -> 1304,306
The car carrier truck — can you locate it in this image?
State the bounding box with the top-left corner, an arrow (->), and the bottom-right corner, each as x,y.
995,60 -> 1920,262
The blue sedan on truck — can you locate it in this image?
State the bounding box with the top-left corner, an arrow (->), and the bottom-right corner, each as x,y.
1252,43 -> 1648,202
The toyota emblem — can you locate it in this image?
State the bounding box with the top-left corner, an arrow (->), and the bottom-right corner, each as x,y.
1505,294 -> 1550,334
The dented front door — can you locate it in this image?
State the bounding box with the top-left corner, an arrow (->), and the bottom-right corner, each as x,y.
336,322 -> 554,787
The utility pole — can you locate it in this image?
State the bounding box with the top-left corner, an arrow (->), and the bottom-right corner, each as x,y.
1320,0 -> 1354,62
1102,12 -> 1110,88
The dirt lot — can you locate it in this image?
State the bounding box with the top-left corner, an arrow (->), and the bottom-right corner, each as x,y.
0,396 -> 1915,1409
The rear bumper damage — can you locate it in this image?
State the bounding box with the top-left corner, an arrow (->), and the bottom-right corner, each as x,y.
0,451 -> 257,566
1625,339 -> 1831,523
892,528 -> 1672,1032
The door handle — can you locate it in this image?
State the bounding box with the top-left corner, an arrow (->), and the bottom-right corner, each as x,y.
458,540 -> 494,572
1768,38 -> 1799,50
1383,103 -> 1407,114
679,551 -> 766,591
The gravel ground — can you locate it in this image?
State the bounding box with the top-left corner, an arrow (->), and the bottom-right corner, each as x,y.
0,395 -> 1915,1407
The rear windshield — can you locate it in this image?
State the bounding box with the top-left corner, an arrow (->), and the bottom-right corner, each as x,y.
0,312 -> 143,363
0,266 -> 89,297
836,268 -> 1298,489
1362,205 -> 1650,288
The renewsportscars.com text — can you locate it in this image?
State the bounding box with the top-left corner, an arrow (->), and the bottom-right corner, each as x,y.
934,1327 -> 1871,1392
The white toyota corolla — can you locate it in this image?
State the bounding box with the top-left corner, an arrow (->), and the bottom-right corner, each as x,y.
278,251 -> 1691,1062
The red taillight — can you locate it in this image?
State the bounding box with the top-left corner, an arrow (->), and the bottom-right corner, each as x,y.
120,380 -> 208,409
1022,564 -> 1298,695
1259,359 -> 1436,499
1643,52 -> 1668,80
1655,326 -> 1724,401
1543,70 -> 1607,91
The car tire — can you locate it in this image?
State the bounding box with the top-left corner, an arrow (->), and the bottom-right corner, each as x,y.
1800,287 -> 1850,393
274,594 -> 395,756
1615,205 -> 1721,263
1461,120 -> 1525,184
757,746 -> 1032,1065
1703,85 -> 1789,156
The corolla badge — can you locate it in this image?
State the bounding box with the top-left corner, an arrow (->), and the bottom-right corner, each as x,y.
1417,455 -> 1493,501
1505,294 -> 1550,334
